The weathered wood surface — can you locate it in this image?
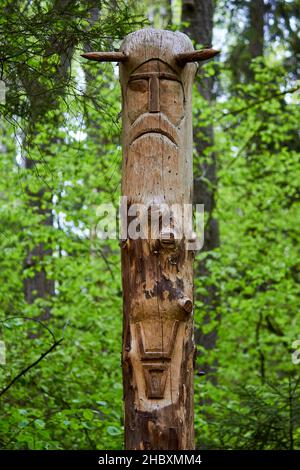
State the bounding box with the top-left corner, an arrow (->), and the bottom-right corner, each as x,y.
119,29 -> 197,450
81,51 -> 128,62
176,48 -> 219,66
81,26 -> 219,451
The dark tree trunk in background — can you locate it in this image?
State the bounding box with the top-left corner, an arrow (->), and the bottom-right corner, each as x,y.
23,180 -> 55,316
228,0 -> 265,83
22,91 -> 57,321
249,0 -> 264,57
248,0 -> 265,79
22,0 -> 75,318
182,0 -> 220,381
247,0 -> 266,382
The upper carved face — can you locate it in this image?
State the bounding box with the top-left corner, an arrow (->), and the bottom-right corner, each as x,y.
126,60 -> 185,127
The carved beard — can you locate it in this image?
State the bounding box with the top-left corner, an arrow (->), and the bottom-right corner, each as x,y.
129,135 -> 177,200
127,114 -> 181,206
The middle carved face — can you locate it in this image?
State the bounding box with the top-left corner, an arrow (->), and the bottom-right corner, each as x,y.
127,60 -> 185,132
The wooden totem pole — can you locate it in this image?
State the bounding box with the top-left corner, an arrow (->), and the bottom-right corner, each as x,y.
83,28 -> 218,450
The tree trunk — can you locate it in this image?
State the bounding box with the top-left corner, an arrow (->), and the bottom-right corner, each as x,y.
21,0 -> 75,317
182,0 -> 220,380
228,0 -> 265,83
119,28 -> 197,450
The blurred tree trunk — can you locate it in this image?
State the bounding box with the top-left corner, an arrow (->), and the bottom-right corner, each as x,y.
249,0 -> 264,59
228,0 -> 265,84
182,0 -> 220,381
245,0 -> 265,383
245,0 -> 265,82
22,0 -> 75,319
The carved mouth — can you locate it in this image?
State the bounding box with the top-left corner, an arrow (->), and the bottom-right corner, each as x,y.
129,113 -> 178,146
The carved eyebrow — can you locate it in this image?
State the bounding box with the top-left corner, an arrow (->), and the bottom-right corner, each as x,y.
130,58 -> 179,76
129,72 -> 180,82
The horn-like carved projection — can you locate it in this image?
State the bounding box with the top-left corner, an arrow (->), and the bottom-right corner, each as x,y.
81,48 -> 219,66
81,51 -> 128,62
82,28 -> 219,450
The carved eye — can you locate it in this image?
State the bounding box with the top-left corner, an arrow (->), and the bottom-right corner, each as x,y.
127,79 -> 148,123
128,79 -> 148,93
160,80 -> 184,126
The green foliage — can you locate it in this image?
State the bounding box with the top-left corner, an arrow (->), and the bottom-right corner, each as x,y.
0,0 -> 143,450
0,62 -> 125,448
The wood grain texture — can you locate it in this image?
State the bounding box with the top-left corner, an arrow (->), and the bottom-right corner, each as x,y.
175,48 -> 220,66
119,28 -> 197,450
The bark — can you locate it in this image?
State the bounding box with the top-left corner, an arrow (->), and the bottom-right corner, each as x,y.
21,0 -> 76,316
249,0 -> 265,59
119,28 -> 197,450
229,0 -> 265,83
182,0 -> 220,379
23,206 -> 54,314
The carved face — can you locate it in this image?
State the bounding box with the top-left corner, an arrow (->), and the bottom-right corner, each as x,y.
127,60 -> 185,146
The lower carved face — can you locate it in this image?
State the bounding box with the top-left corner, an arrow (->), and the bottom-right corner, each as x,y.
137,320 -> 179,361
127,133 -> 179,204
133,319 -> 181,401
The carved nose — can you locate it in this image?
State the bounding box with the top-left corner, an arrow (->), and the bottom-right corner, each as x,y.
149,76 -> 160,112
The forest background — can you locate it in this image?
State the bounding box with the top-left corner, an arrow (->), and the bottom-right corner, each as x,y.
0,0 -> 299,450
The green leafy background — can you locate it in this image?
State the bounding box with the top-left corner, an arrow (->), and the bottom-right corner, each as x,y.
0,0 -> 299,450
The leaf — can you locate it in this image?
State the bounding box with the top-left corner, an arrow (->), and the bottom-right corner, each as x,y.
107,426 -> 122,436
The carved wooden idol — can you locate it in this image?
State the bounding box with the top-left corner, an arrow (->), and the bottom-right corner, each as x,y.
82,28 -> 219,450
